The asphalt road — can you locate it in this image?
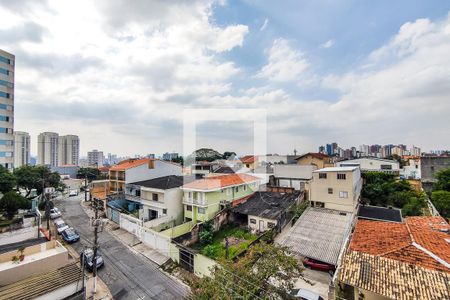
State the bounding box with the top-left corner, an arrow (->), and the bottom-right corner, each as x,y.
54,195 -> 189,300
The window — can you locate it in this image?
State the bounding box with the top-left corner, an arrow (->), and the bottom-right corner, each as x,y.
198,207 -> 205,214
0,56 -> 11,65
152,193 -> 158,201
337,173 -> 346,180
188,192 -> 192,199
235,186 -> 239,193
380,164 -> 392,170
0,116 -> 10,122
226,188 -> 231,195
250,218 -> 256,224
243,185 -> 247,191
0,127 -> 12,134
186,205 -> 192,211
0,80 -> 13,88
267,222 -> 276,228
339,191 -> 348,198
0,68 -> 9,75
162,209 -> 167,215
0,152 -> 12,157
319,173 -> 327,179
328,188 -> 333,194
0,140 -> 13,146
0,92 -> 9,99
0,104 -> 8,110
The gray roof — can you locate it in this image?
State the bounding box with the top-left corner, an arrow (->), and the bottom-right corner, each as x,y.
130,175 -> 195,190
281,207 -> 353,265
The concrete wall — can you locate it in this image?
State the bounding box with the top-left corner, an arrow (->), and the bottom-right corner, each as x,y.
421,156 -> 450,181
248,215 -> 277,233
0,240 -> 68,285
125,160 -> 182,184
194,253 -> 218,278
337,158 -> 399,172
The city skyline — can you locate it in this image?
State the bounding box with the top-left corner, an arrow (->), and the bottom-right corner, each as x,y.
1,1 -> 450,157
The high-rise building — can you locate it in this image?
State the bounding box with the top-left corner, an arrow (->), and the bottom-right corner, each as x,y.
87,149 -> 104,167
13,131 -> 30,168
0,49 -> 14,170
37,132 -> 59,167
58,135 -> 79,166
162,152 -> 179,161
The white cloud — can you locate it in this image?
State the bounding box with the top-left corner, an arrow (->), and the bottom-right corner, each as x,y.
257,38 -> 309,81
320,39 -> 334,48
260,18 -> 269,31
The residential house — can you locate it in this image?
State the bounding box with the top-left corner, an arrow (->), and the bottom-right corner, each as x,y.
336,157 -> 400,174
271,164 -> 314,191
181,174 -> 260,222
232,191 -> 302,233
400,156 -> 421,179
125,175 -> 195,225
309,167 -> 362,213
338,216 -> 450,300
108,158 -> 182,194
240,155 -> 258,169
295,152 -> 333,169
420,156 -> 450,192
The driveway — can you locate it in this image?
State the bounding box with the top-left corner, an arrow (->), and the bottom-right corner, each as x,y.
55,195 -> 190,300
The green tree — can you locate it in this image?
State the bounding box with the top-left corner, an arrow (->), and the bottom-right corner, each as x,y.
222,151 -> 237,160
433,168 -> 450,192
193,242 -> 302,299
199,221 -> 214,245
0,165 -> 16,194
402,197 -> 425,217
77,167 -> 101,181
0,191 -> 31,219
431,190 -> 450,218
14,165 -> 62,198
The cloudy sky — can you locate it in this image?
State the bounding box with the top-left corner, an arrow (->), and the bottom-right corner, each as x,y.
1,0 -> 450,157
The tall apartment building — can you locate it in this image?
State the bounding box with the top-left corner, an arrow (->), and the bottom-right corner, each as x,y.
13,131 -> 30,167
0,49 -> 14,170
58,135 -> 79,166
87,149 -> 103,167
37,132 -> 59,167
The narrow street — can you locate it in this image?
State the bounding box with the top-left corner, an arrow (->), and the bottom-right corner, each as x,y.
54,195 -> 189,300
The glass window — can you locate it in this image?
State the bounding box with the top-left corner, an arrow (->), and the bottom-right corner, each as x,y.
152,193 -> 158,201
0,56 -> 10,64
328,188 -> 333,194
235,186 -> 239,192
198,207 -> 205,214
0,91 -> 10,99
0,116 -> 10,122
0,140 -> 12,145
319,173 -> 327,179
339,191 -> 348,198
250,218 -> 256,224
162,209 -> 167,215
0,68 -> 8,75
0,152 -> 13,157
186,205 -> 192,211
337,173 -> 346,180
0,80 -> 12,88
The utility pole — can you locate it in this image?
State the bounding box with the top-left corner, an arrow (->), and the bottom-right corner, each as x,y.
84,171 -> 88,202
92,199 -> 100,294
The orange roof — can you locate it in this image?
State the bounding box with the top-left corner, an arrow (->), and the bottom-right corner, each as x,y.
182,173 -> 259,190
98,166 -> 110,172
295,152 -> 330,160
109,158 -> 152,171
349,217 -> 450,272
240,155 -> 256,163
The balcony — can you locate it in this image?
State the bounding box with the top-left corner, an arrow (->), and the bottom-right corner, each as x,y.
183,198 -> 206,206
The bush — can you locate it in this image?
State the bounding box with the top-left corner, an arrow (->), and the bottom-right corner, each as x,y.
199,221 -> 214,245
402,197 -> 425,217
431,190 -> 450,218
0,191 -> 31,219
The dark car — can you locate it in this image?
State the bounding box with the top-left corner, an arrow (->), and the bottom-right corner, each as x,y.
303,258 -> 335,274
80,248 -> 104,272
61,228 -> 80,243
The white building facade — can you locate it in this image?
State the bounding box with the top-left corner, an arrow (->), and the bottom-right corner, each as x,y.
37,132 -> 59,167
87,149 -> 104,167
0,49 -> 14,170
58,135 -> 79,166
13,131 -> 30,168
336,157 -> 400,174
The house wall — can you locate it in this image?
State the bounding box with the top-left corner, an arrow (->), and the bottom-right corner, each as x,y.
125,160 -> 182,184
194,253 -> 218,278
296,155 -> 330,169
139,187 -> 184,224
310,169 -> 361,213
337,158 -> 400,173
248,215 -> 277,233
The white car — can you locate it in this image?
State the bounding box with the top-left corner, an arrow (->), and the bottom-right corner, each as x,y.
69,190 -> 79,197
54,219 -> 69,234
49,208 -> 62,219
291,289 -> 324,300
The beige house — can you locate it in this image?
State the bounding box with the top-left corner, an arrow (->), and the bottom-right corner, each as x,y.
309,166 -> 361,213
295,152 -> 333,169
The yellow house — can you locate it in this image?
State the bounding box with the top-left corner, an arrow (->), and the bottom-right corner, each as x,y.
295,152 -> 332,169
309,166 -> 361,213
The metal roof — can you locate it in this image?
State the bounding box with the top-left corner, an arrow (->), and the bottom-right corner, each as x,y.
313,166 -> 358,172
281,207 -> 353,265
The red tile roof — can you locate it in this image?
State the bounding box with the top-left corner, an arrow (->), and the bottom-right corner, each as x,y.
182,173 -> 260,190
240,155 -> 256,163
109,158 -> 153,171
349,217 -> 450,272
295,152 -> 330,160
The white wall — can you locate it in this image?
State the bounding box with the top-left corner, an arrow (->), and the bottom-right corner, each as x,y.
248,215 -> 277,233
0,226 -> 40,246
337,158 -> 399,172
125,160 -> 182,183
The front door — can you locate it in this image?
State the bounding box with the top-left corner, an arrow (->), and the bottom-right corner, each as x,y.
148,209 -> 158,220
259,220 -> 264,232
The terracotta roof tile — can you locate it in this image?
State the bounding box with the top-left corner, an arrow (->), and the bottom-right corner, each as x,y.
182,173 -> 260,190
109,158 -> 153,171
240,155 -> 256,163
349,217 -> 450,273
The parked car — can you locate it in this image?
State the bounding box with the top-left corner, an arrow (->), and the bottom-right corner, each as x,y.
80,248 -> 104,272
49,207 -> 62,219
54,219 -> 69,234
61,227 -> 80,243
290,288 -> 324,300
69,190 -> 79,197
303,258 -> 336,273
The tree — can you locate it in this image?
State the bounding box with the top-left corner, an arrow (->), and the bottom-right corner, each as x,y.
171,156 -> 184,165
14,165 -> 62,198
0,165 -> 16,194
199,221 -> 214,245
433,168 -> 450,192
431,190 -> 450,218
402,197 -> 425,217
193,242 -> 302,299
77,167 -> 100,181
0,191 -> 31,219
222,151 -> 237,160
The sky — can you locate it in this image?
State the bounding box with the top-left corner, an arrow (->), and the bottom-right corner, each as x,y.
1,0 -> 450,157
